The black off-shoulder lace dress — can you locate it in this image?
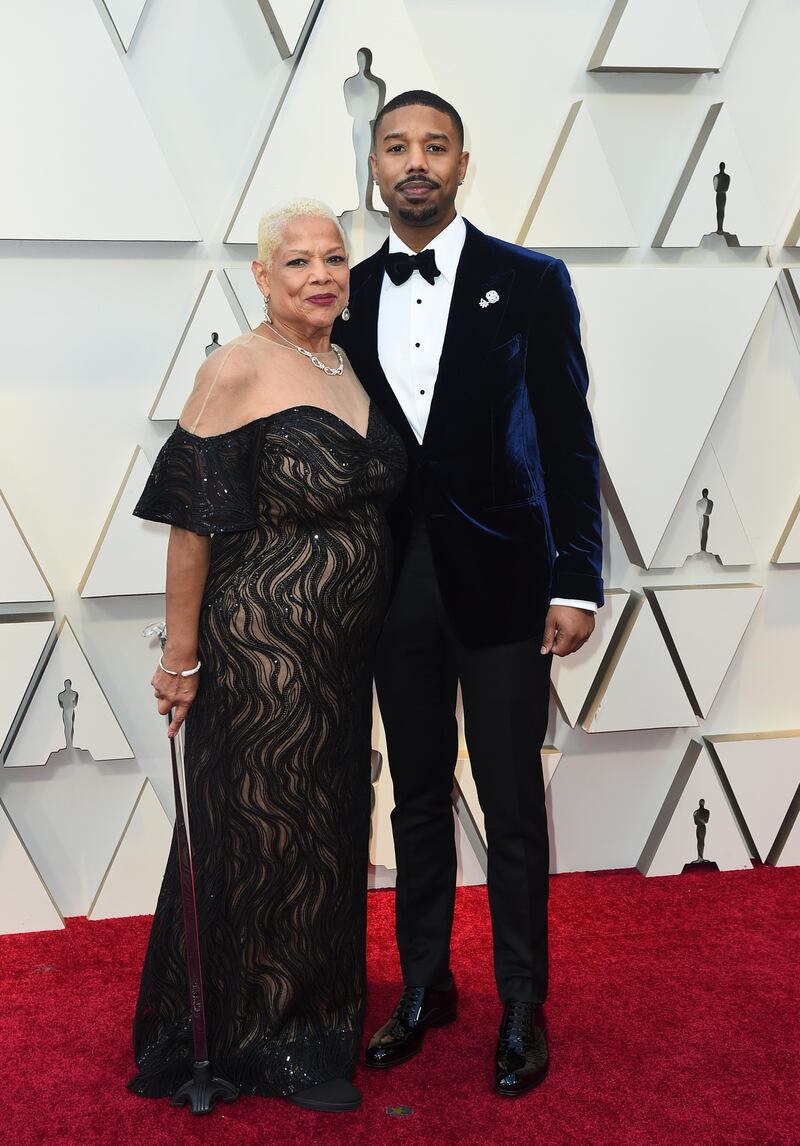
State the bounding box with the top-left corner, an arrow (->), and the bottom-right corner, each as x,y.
127,403 -> 405,1098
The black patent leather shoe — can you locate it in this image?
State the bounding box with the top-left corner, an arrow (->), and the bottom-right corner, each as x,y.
365,981 -> 458,1068
495,1001 -> 549,1096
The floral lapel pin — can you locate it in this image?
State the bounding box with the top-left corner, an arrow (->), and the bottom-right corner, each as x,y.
479,289 -> 500,309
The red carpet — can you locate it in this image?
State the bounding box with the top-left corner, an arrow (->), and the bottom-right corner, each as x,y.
2,868 -> 799,1146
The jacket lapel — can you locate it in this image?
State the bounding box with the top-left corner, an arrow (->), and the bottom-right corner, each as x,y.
423,221 -> 514,445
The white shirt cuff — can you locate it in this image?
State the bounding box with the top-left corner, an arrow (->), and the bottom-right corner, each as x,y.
550,597 -> 598,612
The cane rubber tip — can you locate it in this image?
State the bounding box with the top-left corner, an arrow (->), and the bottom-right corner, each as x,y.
170,1061 -> 239,1115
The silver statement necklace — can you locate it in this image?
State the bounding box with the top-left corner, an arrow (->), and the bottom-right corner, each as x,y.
261,322 -> 344,377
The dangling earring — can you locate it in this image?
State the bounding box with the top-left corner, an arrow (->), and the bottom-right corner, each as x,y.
263,295 -> 272,325
341,306 -> 351,322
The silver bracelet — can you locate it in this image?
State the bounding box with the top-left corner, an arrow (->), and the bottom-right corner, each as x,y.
159,655 -> 201,677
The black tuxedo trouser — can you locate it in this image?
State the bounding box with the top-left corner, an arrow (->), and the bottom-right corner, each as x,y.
375,520 -> 552,1004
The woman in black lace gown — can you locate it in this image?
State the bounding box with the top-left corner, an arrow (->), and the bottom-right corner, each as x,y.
128,201 -> 405,1112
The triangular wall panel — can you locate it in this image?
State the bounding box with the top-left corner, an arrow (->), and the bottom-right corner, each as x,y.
225,268 -> 267,330
454,751 -> 484,845
647,584 -> 762,717
519,101 -> 637,248
787,213 -> 800,248
0,0 -> 198,239
369,698 -> 395,870
256,0 -> 321,58
0,616 -> 56,759
88,779 -> 173,919
541,747 -> 564,791
772,496 -> 800,563
774,808 -> 800,867
638,741 -> 752,876
573,267 -> 776,566
778,270 -> 800,364
697,0 -> 751,63
370,760 -> 395,870
1,750 -> 145,916
589,0 -> 749,73
227,0 -> 487,238
101,0 -> 148,51
654,104 -> 771,248
5,619 -> 134,767
651,441 -> 754,569
79,448 -> 169,598
551,589 -> 631,726
454,812 -> 488,887
0,489 -> 52,603
583,596 -> 698,733
707,733 -> 800,861
784,268 -> 800,330
0,799 -> 64,935
150,272 -> 245,421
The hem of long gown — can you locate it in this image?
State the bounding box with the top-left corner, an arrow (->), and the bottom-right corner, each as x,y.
126,1068 -> 357,1101
126,1033 -> 360,1100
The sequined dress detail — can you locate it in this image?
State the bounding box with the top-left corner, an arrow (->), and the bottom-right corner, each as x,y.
128,403 -> 405,1097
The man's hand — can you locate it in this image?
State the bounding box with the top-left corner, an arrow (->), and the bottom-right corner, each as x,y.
540,605 -> 595,657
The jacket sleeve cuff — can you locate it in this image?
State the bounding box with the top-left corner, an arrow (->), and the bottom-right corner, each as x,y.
550,568 -> 604,608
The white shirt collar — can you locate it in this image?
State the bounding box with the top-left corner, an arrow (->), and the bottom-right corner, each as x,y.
386,214 -> 467,284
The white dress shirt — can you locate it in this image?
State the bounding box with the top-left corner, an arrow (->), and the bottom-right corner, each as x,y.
378,213 -> 466,444
377,214 -> 596,614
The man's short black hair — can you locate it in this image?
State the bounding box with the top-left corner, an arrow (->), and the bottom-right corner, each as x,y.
372,90 -> 464,149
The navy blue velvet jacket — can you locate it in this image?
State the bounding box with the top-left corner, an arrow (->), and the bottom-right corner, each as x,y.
333,219 -> 603,649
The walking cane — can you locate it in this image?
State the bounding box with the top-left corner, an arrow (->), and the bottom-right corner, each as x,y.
143,622 -> 239,1115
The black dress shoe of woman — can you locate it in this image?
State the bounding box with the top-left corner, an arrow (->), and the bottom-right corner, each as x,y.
365,980 -> 458,1068
286,1078 -> 361,1112
495,1002 -> 549,1096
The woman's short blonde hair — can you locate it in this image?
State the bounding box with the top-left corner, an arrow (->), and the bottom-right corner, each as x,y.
256,199 -> 347,265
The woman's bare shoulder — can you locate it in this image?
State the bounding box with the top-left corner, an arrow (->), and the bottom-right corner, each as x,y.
179,334 -> 260,436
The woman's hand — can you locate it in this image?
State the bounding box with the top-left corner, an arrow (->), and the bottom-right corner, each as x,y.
155,527 -> 211,738
151,658 -> 200,738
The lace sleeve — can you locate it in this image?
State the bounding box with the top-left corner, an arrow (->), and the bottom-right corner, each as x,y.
133,423 -> 264,536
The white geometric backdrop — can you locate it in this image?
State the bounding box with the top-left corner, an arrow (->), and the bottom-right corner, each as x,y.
1,0 -> 799,934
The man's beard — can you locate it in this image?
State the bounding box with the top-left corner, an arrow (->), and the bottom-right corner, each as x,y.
397,203 -> 439,225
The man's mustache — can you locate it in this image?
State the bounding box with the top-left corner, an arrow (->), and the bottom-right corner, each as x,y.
395,178 -> 441,191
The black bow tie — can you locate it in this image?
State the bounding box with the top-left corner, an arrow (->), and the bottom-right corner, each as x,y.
384,248 -> 441,286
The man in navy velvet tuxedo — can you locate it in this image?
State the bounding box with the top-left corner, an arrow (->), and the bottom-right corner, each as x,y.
333,91 -> 603,1096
